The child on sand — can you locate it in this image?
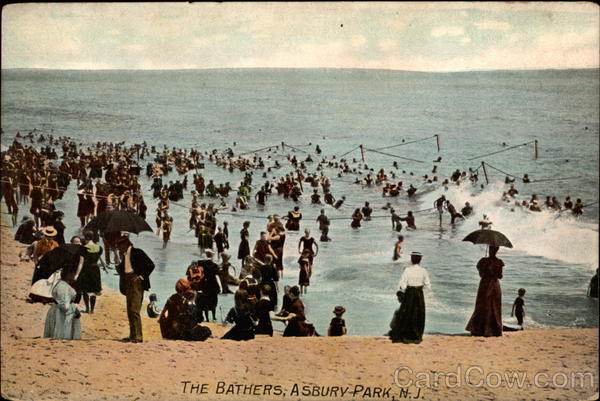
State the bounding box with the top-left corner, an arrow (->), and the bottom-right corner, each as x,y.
511,288 -> 526,328
328,306 -> 347,336
147,293 -> 161,318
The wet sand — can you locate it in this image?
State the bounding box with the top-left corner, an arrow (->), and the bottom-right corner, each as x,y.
1,217 -> 598,401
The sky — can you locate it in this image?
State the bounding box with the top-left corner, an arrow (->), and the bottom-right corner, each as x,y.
1,2 -> 598,71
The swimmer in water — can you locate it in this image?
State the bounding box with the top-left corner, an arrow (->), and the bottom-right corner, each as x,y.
478,214 -> 492,229
434,195 -> 446,226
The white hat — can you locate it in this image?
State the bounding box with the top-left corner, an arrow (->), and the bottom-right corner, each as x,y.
41,226 -> 57,237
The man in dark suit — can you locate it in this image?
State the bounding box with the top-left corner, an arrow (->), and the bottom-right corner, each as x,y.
115,235 -> 155,343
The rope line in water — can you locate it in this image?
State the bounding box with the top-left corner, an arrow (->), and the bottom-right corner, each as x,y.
531,176 -> 583,183
482,164 -> 584,183
236,144 -> 280,157
468,141 -> 535,161
482,162 -> 519,178
283,143 -> 309,155
336,145 -> 360,159
363,147 -> 425,163
374,135 -> 437,151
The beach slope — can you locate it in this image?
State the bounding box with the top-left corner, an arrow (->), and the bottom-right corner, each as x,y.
1,220 -> 598,401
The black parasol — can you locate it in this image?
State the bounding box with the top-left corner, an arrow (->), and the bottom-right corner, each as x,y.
32,244 -> 85,284
85,210 -> 152,234
462,229 -> 513,248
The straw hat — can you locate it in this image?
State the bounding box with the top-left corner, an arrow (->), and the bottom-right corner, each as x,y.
41,226 -> 57,237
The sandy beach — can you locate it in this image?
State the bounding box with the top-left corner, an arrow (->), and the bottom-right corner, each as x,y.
0,217 -> 597,401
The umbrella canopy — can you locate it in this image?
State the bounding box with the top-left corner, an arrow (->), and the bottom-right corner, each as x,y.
463,229 -> 513,248
32,244 -> 85,284
85,210 -> 152,234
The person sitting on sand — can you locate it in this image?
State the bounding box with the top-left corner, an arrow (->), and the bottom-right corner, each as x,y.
159,279 -> 211,341
281,286 -> 318,337
222,289 -> 256,341
147,293 -> 161,318
33,226 -> 59,264
14,216 -> 36,245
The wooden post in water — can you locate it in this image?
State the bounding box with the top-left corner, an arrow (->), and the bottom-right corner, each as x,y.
481,161 -> 489,184
281,141 -> 285,150
360,145 -> 365,162
435,135 -> 440,152
534,140 -> 538,159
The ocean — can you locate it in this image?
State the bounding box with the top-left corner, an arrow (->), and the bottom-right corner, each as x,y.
1,68 -> 598,335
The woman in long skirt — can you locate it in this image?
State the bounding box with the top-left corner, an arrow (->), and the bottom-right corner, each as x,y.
237,221 -> 251,262
44,270 -> 81,340
389,251 -> 431,344
465,245 -> 504,337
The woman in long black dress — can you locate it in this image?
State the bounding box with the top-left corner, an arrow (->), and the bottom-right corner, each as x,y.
465,246 -> 504,337
237,221 -> 251,265
389,251 -> 431,344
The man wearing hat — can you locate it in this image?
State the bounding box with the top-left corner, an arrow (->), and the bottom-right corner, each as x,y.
389,251 -> 431,344
115,235 -> 155,343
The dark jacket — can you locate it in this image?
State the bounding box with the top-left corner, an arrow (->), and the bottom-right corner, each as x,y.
116,247 -> 155,293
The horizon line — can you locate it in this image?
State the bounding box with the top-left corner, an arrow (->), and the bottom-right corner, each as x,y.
2,66 -> 599,74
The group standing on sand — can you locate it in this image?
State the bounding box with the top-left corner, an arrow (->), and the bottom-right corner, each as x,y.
2,130 -> 594,343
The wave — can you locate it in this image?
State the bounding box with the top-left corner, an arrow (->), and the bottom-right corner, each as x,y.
419,181 -> 599,271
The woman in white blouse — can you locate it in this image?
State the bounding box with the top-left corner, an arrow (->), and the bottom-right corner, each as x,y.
389,251 -> 431,344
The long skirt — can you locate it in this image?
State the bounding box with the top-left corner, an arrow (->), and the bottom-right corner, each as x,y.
465,278 -> 502,337
299,265 -> 310,286
237,240 -> 250,260
77,264 -> 102,294
389,286 -> 425,344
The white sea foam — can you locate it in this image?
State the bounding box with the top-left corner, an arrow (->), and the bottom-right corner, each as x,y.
421,182 -> 599,271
